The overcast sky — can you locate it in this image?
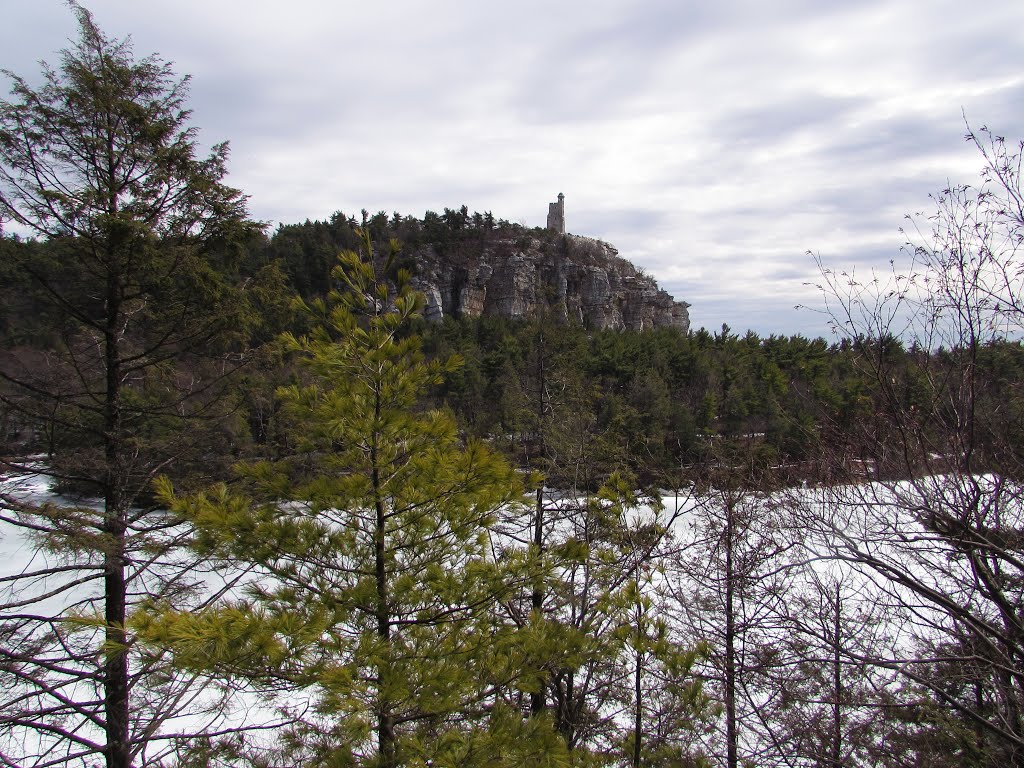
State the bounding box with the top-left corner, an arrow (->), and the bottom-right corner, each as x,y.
5,1 -> 1024,337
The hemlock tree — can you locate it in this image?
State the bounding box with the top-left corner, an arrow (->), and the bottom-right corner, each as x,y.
144,234 -> 550,768
0,5 -> 260,767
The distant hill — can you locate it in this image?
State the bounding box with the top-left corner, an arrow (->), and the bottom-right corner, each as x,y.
267,207 -> 690,331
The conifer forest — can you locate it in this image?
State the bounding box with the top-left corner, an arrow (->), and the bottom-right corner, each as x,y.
3,6 -> 1024,768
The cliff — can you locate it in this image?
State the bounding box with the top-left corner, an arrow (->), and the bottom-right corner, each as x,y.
266,209 -> 691,331
407,232 -> 690,332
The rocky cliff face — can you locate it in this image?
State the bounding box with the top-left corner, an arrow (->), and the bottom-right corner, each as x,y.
407,233 -> 689,332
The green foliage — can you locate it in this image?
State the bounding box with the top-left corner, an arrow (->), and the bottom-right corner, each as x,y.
146,231 -> 543,766
0,6 -> 263,766
497,470 -> 713,763
412,317 -> 877,485
9,13 -> 1024,768
265,206 -> 522,301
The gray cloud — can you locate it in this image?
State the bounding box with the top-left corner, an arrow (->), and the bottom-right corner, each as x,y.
6,0 -> 1024,337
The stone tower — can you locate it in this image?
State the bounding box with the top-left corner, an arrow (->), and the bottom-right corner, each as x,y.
546,192 -> 565,234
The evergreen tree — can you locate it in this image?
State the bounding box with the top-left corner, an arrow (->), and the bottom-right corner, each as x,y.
145,232 -> 547,767
0,5 -> 259,767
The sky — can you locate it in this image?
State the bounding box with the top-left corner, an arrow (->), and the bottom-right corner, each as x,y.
5,1 -> 1024,338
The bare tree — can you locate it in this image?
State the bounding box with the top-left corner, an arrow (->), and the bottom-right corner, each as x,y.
768,561 -> 921,767
669,459 -> 798,768
807,123 -> 1024,765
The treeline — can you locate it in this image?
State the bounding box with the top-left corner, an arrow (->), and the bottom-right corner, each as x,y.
420,317 -> 855,485
421,315 -> 1024,486
250,206 -> 543,301
3,6 -> 1024,768
12,208 -> 1023,491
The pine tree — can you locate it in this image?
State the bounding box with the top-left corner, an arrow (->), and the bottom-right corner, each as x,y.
145,232 -> 547,767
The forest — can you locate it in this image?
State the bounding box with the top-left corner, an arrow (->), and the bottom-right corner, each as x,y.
2,6 -> 1024,768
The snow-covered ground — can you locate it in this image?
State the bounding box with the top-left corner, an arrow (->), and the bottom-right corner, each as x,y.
3,466 -> 1019,765
0,466 -> 289,767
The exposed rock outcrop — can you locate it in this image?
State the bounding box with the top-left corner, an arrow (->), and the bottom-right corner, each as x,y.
407,232 -> 689,332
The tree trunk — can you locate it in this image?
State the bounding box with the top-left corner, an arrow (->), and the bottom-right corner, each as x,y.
103,497 -> 130,768
372,390 -> 396,768
633,641 -> 643,768
531,486 -> 545,717
103,263 -> 131,768
725,502 -> 738,768
831,585 -> 842,768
